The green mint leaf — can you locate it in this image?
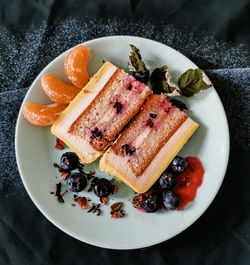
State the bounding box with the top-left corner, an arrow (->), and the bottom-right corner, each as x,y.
128,45 -> 147,72
178,69 -> 212,97
170,99 -> 188,112
150,66 -> 180,96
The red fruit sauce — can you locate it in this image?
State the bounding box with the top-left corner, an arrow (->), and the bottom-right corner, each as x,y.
173,157 -> 204,210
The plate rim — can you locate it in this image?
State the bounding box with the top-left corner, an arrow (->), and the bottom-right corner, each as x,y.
15,35 -> 230,249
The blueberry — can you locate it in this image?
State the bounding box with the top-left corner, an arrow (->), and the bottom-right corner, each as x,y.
121,144 -> 136,156
66,172 -> 87,192
149,113 -> 157,119
159,169 -> 176,189
146,118 -> 154,128
113,101 -> 123,114
93,178 -> 113,198
141,194 -> 160,213
60,152 -> 79,172
91,128 -> 103,140
171,156 -> 188,173
163,191 -> 180,210
127,84 -> 132,90
132,70 -> 149,84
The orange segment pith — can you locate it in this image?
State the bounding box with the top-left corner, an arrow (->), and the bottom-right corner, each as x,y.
22,103 -> 67,126
41,74 -> 81,104
64,45 -> 90,88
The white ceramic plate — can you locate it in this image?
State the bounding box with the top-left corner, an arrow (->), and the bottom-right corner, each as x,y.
15,36 -> 229,249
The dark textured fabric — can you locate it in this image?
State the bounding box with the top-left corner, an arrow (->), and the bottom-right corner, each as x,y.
1,0 -> 249,44
0,16 -> 250,265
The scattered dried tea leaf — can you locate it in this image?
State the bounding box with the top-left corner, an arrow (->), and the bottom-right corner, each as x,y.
55,182 -> 65,203
87,203 -> 102,216
88,202 -> 95,212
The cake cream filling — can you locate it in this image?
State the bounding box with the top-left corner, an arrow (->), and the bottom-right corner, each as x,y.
100,118 -> 198,193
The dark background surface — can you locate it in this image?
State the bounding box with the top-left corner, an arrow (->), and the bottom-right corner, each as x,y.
0,1 -> 250,265
1,0 -> 250,44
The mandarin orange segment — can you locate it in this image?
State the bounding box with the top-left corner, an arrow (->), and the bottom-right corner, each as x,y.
64,45 -> 90,88
41,74 -> 81,104
22,103 -> 67,126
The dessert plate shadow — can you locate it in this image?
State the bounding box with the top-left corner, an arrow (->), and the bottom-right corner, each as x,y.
15,36 -> 229,250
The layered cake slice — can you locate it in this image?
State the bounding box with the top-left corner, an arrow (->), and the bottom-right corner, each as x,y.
51,62 -> 152,163
100,94 -> 199,193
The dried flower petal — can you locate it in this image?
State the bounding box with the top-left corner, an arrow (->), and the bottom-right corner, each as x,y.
100,197 -> 109,205
55,182 -> 64,203
112,184 -> 118,194
78,197 -> 87,209
55,138 -> 65,150
61,171 -> 69,180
